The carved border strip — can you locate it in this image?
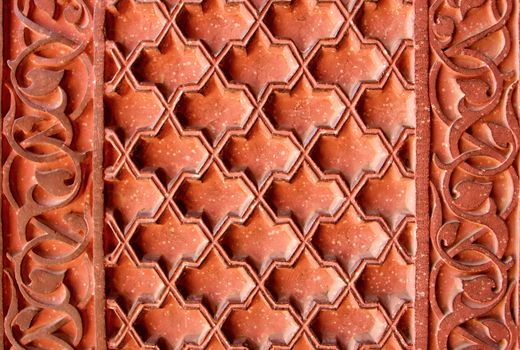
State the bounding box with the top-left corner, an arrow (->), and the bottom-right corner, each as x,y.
1,1 -> 4,348
428,0 -> 519,349
93,1 -> 107,348
1,0 -> 98,348
415,0 -> 431,348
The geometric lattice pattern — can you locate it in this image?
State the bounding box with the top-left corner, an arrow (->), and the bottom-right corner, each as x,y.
104,0 -> 416,348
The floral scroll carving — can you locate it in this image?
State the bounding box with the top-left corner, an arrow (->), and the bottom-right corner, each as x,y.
2,0 -> 94,348
429,0 -> 519,348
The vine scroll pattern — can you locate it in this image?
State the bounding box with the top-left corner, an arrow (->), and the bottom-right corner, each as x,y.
2,0 -> 95,349
429,0 -> 519,348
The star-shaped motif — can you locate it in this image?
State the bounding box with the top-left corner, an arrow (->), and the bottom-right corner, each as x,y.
357,247 -> 414,317
174,164 -> 254,232
132,29 -> 209,98
136,294 -> 210,349
176,75 -> 253,146
311,292 -> 387,350
266,250 -> 346,316
221,119 -> 300,186
105,167 -> 163,230
266,0 -> 344,54
105,79 -> 164,142
106,0 -> 167,55
222,29 -> 299,97
264,76 -> 345,144
106,253 -> 165,313
358,0 -> 413,54
356,164 -> 415,230
223,293 -> 299,350
313,206 -> 389,275
358,74 -> 415,144
176,250 -> 255,317
311,117 -> 388,188
130,206 -> 209,277
310,29 -> 387,98
220,205 -> 300,275
266,162 -> 344,233
177,0 -> 254,55
132,119 -> 209,186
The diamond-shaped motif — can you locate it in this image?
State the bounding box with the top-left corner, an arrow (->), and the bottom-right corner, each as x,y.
177,0 -> 254,55
313,206 -> 389,275
311,116 -> 388,188
311,293 -> 387,350
292,335 -> 316,350
176,250 -> 255,317
309,29 -> 387,98
132,29 -> 210,98
136,294 -> 211,349
222,293 -> 299,350
266,0 -> 344,54
174,164 -> 254,232
175,75 -> 253,146
357,247 -> 414,317
266,250 -> 346,316
264,75 -> 346,144
130,206 -> 208,277
221,29 -> 299,97
357,164 -> 415,230
132,118 -> 209,186
266,163 -> 344,233
221,118 -> 300,186
220,206 -> 300,275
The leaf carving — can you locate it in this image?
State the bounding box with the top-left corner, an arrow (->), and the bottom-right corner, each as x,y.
433,16 -> 455,39
22,68 -> 64,97
460,0 -> 486,18
462,275 -> 496,302
64,3 -> 83,24
12,308 -> 38,331
458,78 -> 490,104
29,269 -> 65,294
452,179 -> 492,211
481,319 -> 509,343
438,221 -> 460,247
35,168 -> 73,196
34,0 -> 55,17
487,122 -> 512,148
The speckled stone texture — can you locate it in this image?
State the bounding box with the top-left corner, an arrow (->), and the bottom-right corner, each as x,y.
0,0 -> 518,349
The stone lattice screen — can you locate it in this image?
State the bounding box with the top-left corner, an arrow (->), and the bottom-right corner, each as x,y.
0,0 -> 518,349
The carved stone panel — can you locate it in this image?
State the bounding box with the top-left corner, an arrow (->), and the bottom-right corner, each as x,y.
0,0 -> 518,349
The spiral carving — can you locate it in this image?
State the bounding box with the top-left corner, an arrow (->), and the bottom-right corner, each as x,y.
428,0 -> 519,348
2,0 -> 94,348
